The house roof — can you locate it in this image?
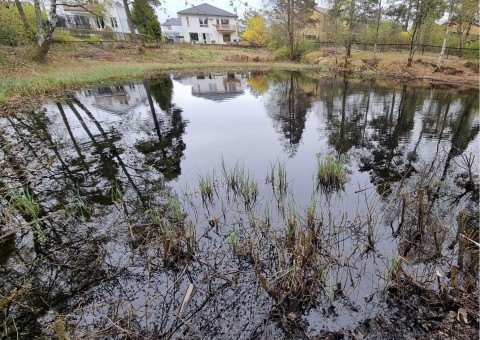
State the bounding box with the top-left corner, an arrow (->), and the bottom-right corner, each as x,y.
161,18 -> 182,26
178,3 -> 237,18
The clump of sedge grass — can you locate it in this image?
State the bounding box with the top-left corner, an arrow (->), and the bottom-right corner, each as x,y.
109,179 -> 123,202
316,155 -> 347,187
199,173 -> 214,203
9,189 -> 39,221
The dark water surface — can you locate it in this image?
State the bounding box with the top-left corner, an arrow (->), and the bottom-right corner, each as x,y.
0,71 -> 478,338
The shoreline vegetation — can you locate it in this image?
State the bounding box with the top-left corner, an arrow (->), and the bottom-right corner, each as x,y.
0,44 -> 478,109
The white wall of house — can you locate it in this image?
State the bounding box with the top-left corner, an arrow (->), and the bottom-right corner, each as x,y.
161,23 -> 184,41
57,0 -> 131,35
181,74 -> 243,94
178,15 -> 238,44
109,1 -> 130,34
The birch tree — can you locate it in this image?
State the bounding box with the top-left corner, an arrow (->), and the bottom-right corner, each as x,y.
435,0 -> 456,71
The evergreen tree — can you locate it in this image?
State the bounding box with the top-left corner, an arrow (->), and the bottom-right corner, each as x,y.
131,0 -> 161,40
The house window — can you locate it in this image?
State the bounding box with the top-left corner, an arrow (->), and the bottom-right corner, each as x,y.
208,84 -> 218,92
95,17 -> 105,29
189,33 -> 199,41
199,17 -> 208,27
186,17 -> 190,27
110,17 -> 118,28
167,26 -> 172,30
221,19 -> 229,25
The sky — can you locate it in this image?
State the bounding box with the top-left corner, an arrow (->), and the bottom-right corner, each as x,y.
155,0 -> 265,24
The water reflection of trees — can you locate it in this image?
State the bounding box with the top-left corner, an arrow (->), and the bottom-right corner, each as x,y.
318,80 -> 479,330
0,75 -> 478,338
135,77 -> 187,181
264,71 -> 312,157
0,79 -> 191,338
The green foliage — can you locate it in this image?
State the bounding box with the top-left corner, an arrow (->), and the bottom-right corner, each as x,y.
273,40 -> 316,60
297,39 -> 316,55
356,20 -> 403,44
418,18 -> 445,45
316,155 -> 347,187
131,0 -> 162,40
0,4 -> 43,45
266,22 -> 287,50
0,47 -> 6,66
463,39 -> 480,59
53,29 -> 81,42
274,46 -> 290,59
9,189 -> 39,221
84,34 -> 101,42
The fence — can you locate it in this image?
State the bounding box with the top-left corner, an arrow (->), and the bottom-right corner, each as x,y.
313,41 -> 479,58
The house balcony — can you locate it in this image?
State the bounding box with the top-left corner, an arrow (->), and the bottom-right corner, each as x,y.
215,24 -> 236,32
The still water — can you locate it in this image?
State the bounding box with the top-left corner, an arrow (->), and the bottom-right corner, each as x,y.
0,71 -> 478,338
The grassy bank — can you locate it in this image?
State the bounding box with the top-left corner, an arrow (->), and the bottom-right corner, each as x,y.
0,61 -> 319,103
0,43 -> 478,105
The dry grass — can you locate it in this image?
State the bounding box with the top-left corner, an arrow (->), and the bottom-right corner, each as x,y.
303,49 -> 479,85
0,44 -> 321,105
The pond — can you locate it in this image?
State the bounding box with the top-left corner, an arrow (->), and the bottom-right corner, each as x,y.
0,71 -> 478,338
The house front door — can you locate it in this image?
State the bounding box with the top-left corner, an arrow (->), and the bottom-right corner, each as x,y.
223,34 -> 230,43
202,33 -> 210,44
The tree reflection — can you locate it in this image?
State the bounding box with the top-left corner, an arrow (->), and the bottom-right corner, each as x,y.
264,72 -> 312,157
0,75 -> 479,338
135,77 -> 187,181
247,72 -> 270,96
324,78 -> 370,155
359,85 -> 419,194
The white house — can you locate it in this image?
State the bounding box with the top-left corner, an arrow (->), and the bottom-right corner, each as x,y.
176,73 -> 245,102
82,83 -> 148,115
57,0 -> 132,38
177,3 -> 239,44
161,18 -> 184,42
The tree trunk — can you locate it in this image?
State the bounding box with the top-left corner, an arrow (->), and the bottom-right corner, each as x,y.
435,0 -> 455,71
122,0 -> 137,43
33,0 -> 45,46
33,0 -> 58,62
288,0 -> 294,60
403,0 -> 414,31
459,22 -> 473,57
346,0 -> 356,60
407,0 -> 426,67
373,0 -> 382,60
14,0 -> 34,41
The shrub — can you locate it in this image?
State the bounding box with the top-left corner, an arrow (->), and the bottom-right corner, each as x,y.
53,29 -> 80,42
0,4 -> 45,46
297,39 -> 316,55
463,39 -> 480,59
274,46 -> 289,59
